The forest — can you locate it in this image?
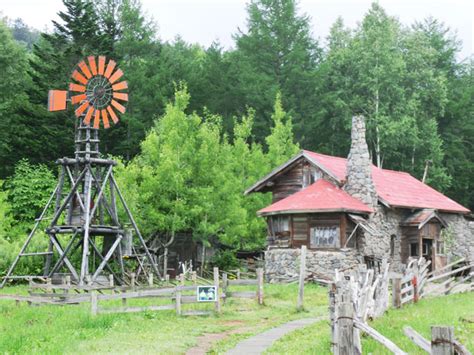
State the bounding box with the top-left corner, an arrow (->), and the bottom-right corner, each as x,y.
0,0 -> 472,272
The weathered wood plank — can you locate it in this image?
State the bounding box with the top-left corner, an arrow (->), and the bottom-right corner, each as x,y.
427,258 -> 465,278
403,326 -> 430,353
453,339 -> 472,355
99,304 -> 175,314
96,287 -> 174,301
228,291 -> 257,298
182,310 -> 212,316
228,279 -> 257,286
427,264 -> 473,283
355,320 -> 407,355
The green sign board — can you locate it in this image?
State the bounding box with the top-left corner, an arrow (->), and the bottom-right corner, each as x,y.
197,286 -> 217,302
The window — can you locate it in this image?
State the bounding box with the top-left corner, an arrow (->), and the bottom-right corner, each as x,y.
436,240 -> 445,255
272,216 -> 290,233
310,226 -> 340,248
390,235 -> 396,257
410,243 -> 418,257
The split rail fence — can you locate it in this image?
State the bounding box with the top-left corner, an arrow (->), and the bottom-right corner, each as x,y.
221,268 -> 264,305
0,267 -> 264,316
393,257 -> 474,307
330,257 -> 473,354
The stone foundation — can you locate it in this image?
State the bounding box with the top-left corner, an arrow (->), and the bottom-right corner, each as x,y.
265,248 -> 362,283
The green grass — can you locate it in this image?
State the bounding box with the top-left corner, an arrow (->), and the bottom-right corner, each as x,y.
362,292 -> 474,354
0,283 -> 328,354
267,292 -> 474,354
2,284 -> 472,354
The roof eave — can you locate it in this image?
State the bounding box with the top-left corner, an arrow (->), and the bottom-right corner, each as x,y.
257,208 -> 373,217
390,204 -> 470,215
302,151 -> 342,185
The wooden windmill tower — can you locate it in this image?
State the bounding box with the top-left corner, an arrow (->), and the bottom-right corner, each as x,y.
1,56 -> 161,287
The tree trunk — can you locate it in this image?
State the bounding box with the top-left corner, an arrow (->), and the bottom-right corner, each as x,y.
163,231 -> 175,279
200,245 -> 206,277
375,87 -> 382,168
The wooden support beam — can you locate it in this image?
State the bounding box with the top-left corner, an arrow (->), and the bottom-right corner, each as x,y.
80,164 -> 93,285
49,235 -> 80,281
48,232 -> 81,277
91,235 -> 123,282
0,184 -> 59,288
111,174 -> 162,280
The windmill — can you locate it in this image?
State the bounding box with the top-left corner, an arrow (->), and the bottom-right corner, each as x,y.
1,56 -> 161,288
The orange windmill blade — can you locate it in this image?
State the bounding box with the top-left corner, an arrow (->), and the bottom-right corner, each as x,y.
48,55 -> 128,129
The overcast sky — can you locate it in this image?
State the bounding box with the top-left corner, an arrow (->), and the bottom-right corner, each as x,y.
2,0 -> 472,60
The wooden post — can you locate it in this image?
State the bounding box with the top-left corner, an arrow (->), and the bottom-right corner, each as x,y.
431,326 -> 454,355
179,273 -> 185,286
175,288 -> 182,315
257,268 -> 264,305
91,291 -> 98,316
392,277 -> 401,308
66,275 -> 71,287
337,294 -> 354,355
297,245 -> 307,311
192,271 -> 197,285
121,289 -> 126,306
130,272 -> 136,289
412,275 -> 419,303
109,274 -> 114,287
148,273 -> 153,287
329,284 -> 337,354
222,272 -> 228,304
165,274 -> 170,283
237,270 -> 241,280
213,267 -> 221,314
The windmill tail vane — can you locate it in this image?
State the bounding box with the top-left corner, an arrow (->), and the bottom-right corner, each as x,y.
48,55 -> 128,129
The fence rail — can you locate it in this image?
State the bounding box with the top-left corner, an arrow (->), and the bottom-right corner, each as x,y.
331,257 -> 473,354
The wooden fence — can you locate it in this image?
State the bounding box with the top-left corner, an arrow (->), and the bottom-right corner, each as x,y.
0,266 -> 266,315
221,268 -> 264,305
393,257 -> 474,307
331,257 -> 473,354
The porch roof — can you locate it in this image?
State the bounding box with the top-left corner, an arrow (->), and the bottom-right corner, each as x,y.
401,209 -> 448,229
257,179 -> 373,216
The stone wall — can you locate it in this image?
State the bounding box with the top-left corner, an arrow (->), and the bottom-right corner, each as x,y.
360,207 -> 405,271
265,248 -> 362,283
440,213 -> 474,262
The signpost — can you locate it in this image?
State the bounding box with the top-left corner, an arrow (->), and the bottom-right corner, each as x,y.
197,286 -> 217,302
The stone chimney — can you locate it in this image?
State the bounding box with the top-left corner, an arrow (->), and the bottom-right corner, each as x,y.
344,115 -> 377,208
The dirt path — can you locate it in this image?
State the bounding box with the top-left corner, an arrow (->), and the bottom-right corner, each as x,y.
185,321 -> 248,355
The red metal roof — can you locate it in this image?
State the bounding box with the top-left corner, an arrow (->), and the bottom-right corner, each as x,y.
258,179 -> 373,216
303,150 -> 469,213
